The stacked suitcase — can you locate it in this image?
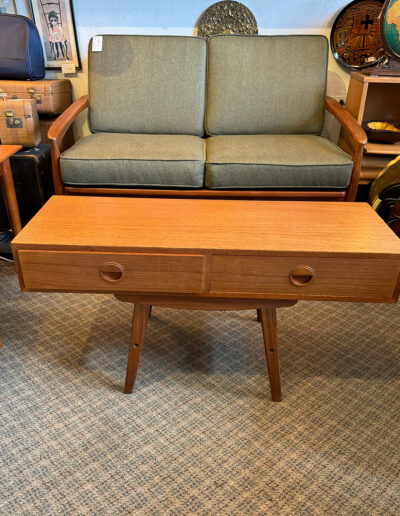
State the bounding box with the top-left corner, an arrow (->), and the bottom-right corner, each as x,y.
0,15 -> 74,252
0,79 -> 72,146
0,144 -> 53,230
0,79 -> 73,249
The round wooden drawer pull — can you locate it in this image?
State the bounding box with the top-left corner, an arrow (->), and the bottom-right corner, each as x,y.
289,265 -> 315,287
100,262 -> 125,282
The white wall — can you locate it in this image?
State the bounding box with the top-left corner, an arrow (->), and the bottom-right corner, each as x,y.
16,0 -> 352,138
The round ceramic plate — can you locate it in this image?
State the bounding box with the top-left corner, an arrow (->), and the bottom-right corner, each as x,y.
197,1 -> 258,39
331,0 -> 385,70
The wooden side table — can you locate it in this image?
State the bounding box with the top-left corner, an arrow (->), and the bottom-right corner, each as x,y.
0,145 -> 22,237
0,144 -> 22,349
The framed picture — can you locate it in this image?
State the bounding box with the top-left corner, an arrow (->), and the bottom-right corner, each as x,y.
0,0 -> 17,14
29,0 -> 81,69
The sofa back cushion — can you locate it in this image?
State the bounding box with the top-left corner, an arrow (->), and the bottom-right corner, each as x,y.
89,35 -> 207,136
206,35 -> 328,136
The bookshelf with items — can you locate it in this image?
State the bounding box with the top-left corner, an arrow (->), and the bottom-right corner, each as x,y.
341,72 -> 400,184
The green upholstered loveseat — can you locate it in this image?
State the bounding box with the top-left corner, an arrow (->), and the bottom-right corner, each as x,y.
49,34 -> 366,201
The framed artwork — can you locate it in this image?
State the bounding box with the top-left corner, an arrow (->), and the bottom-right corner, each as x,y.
29,0 -> 81,69
0,0 -> 17,14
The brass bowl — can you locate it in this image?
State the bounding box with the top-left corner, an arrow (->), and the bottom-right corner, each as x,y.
363,121 -> 400,144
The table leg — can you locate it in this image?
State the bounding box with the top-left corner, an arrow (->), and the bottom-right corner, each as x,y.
124,303 -> 151,394
259,307 -> 281,402
0,158 -> 21,236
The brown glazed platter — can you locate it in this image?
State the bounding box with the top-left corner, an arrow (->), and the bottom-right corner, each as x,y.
331,0 -> 385,70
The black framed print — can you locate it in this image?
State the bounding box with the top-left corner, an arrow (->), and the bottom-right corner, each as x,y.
29,0 -> 81,69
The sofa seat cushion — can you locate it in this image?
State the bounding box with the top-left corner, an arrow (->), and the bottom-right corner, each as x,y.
205,135 -> 354,189
60,133 -> 206,188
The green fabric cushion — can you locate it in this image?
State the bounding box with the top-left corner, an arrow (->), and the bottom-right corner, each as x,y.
205,135 -> 353,189
60,133 -> 205,188
206,35 -> 328,136
89,35 -> 207,136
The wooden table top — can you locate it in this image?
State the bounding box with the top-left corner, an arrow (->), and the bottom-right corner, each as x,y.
11,196 -> 400,259
0,145 -> 22,166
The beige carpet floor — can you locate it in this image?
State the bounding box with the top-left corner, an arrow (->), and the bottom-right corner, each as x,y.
1,260 -> 400,515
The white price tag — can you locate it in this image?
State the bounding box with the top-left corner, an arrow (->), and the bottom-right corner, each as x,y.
61,63 -> 76,74
92,36 -> 103,52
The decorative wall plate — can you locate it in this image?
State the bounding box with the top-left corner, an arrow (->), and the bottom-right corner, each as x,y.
331,0 -> 385,70
197,1 -> 258,39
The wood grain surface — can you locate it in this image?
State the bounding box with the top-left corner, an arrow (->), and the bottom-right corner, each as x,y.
0,145 -> 23,163
12,196 -> 400,258
18,250 -> 205,294
210,255 -> 399,300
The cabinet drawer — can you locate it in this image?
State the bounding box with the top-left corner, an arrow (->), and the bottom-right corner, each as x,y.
18,251 -> 205,293
210,255 -> 400,301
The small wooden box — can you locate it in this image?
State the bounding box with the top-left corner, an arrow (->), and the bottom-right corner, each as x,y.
0,99 -> 40,147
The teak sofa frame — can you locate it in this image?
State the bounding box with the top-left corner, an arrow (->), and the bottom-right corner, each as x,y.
48,95 -> 367,202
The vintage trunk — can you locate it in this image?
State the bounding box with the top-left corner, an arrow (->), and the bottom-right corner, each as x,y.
0,98 -> 40,147
0,144 -> 53,233
0,79 -> 72,115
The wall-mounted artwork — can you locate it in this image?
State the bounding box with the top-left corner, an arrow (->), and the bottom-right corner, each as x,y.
330,0 -> 385,70
197,1 -> 258,39
0,0 -> 17,14
29,0 -> 80,69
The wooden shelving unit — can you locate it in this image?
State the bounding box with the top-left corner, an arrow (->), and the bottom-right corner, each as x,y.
340,72 -> 400,184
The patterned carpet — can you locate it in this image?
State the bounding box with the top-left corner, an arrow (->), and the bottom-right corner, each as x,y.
1,260 -> 400,515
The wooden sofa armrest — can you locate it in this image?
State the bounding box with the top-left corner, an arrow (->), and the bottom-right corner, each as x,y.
325,96 -> 367,151
325,96 -> 368,202
48,95 -> 89,194
48,94 -> 88,143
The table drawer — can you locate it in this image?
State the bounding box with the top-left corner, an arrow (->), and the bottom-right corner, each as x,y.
210,255 -> 400,301
18,250 -> 205,293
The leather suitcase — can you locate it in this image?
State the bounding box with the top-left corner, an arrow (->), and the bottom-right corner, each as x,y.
0,79 -> 72,115
0,144 -> 53,233
0,99 -> 40,147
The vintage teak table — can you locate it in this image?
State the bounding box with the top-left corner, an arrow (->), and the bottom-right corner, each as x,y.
11,197 -> 400,401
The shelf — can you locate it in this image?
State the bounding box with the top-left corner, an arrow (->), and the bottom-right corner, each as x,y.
341,73 -> 400,184
359,154 -> 392,184
351,71 -> 400,85
365,142 -> 400,155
